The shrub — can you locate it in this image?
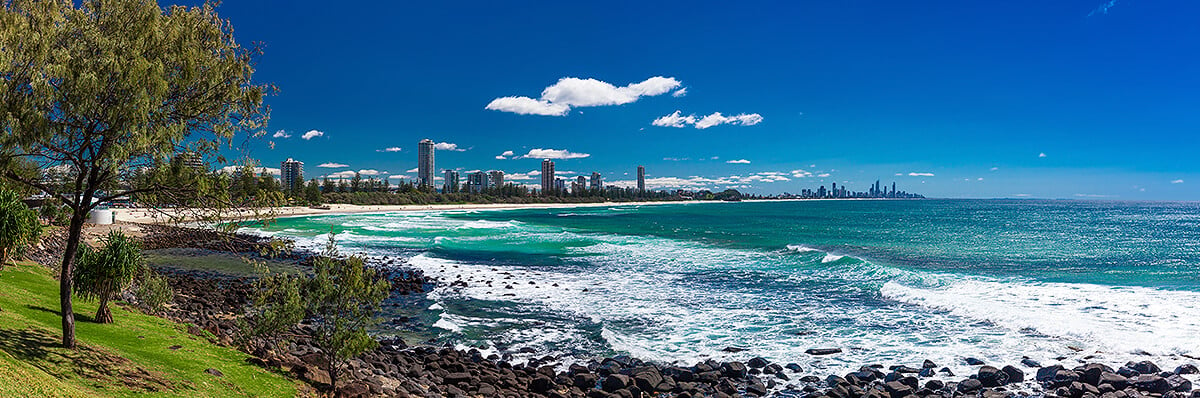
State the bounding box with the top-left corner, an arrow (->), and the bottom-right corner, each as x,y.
135,268 -> 174,313
74,231 -> 143,324
0,187 -> 41,267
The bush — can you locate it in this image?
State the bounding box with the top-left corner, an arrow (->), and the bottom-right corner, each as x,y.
39,203 -> 70,226
0,187 -> 41,267
135,268 -> 174,313
74,231 -> 143,324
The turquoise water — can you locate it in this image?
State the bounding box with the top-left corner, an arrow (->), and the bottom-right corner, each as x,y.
244,200 -> 1200,374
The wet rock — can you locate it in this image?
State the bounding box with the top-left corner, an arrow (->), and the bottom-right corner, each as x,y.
1128,361 -> 1161,375
958,379 -> 983,393
747,357 -> 770,369
1022,358 -> 1043,368
575,373 -> 599,389
925,380 -> 945,391
1133,375 -> 1170,393
528,375 -> 555,394
965,357 -> 986,366
1001,365 -> 1024,384
785,363 -> 803,373
721,347 -> 747,353
806,348 -> 842,356
1164,374 -> 1191,392
602,374 -> 631,392
922,360 -> 937,369
885,381 -> 914,398
1174,364 -> 1198,375
1100,372 -> 1130,389
722,362 -> 748,379
979,366 -> 1010,387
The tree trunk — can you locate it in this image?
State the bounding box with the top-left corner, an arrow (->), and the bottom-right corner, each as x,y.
328,355 -> 338,391
59,209 -> 85,349
95,295 -> 112,324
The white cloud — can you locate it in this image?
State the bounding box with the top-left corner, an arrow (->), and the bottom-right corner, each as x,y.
326,171 -> 356,179
302,130 -> 324,140
404,168 -> 419,173
487,76 -> 681,116
672,88 -> 688,97
790,169 -> 814,178
726,159 -> 751,164
388,175 -> 410,180
908,172 -> 935,177
521,148 -> 591,159
978,177 -> 984,181
663,157 -> 689,161
1038,152 -> 1047,158
816,173 -> 831,178
272,130 -> 291,138
434,142 -> 465,151
318,163 -> 348,168
377,147 -> 402,152
1172,179 -> 1184,184
990,167 -> 999,171
495,150 -> 516,160
506,170 -> 541,180
485,97 -> 570,116
653,110 -> 763,129
218,166 -> 280,176
357,169 -> 385,176
652,111 -> 697,128
494,155 -> 506,160
1074,193 -> 1111,198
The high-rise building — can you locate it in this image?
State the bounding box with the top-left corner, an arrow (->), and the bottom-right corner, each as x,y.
489,170 -> 504,188
554,178 -> 566,192
541,159 -> 555,194
174,151 -> 205,173
590,172 -> 602,190
467,171 -> 488,193
280,158 -> 304,192
831,182 -> 837,198
443,170 -> 460,193
575,175 -> 587,194
418,139 -> 435,187
891,182 -> 896,198
637,166 -> 645,192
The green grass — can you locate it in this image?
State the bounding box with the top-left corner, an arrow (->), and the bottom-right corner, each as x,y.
0,261 -> 305,397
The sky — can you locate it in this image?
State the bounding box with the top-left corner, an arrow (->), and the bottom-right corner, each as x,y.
192,0 -> 1200,199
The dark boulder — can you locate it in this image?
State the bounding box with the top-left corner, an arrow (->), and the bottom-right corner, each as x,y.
978,366 -> 1011,387
1164,374 -> 1191,392
722,362 -> 748,379
631,367 -> 663,392
785,363 -> 803,373
806,348 -> 842,356
1021,358 -> 1043,368
747,357 -> 770,369
529,376 -> 556,394
925,380 -> 945,391
965,357 -> 986,365
575,373 -> 599,389
1001,365 -> 1025,383
922,360 -> 937,369
1127,361 -> 1161,375
1054,369 -> 1081,386
893,366 -> 921,374
764,363 -> 783,375
603,374 -> 631,393
1099,372 -> 1129,390
958,379 -> 983,393
1116,366 -> 1139,378
885,381 -> 914,398
1174,364 -> 1198,375
1133,375 -> 1170,394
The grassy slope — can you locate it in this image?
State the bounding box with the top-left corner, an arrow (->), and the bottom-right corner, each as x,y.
0,261 -> 303,397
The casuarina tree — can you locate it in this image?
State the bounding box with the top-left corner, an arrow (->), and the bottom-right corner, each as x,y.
0,187 -> 41,268
0,0 -> 268,347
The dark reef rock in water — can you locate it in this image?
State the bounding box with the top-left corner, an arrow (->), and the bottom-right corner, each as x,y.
805,347 -> 842,355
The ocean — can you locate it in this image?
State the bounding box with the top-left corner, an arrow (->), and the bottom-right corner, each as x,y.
242,199 -> 1200,375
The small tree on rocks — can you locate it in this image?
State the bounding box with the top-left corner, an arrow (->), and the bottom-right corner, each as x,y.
74,231 -> 142,324
305,235 -> 389,388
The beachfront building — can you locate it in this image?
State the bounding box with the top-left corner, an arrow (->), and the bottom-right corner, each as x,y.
637,166 -> 645,192
418,139 -> 435,187
467,171 -> 488,193
573,176 -> 587,194
174,151 -> 205,173
443,170 -> 460,193
590,172 -> 603,190
489,170 -> 504,188
554,178 -> 566,193
541,159 -> 555,195
280,158 -> 304,192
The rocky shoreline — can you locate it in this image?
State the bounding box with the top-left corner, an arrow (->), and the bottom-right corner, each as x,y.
111,225 -> 1200,397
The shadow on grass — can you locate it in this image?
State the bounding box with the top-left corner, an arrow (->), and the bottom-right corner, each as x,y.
0,327 -> 176,393
26,304 -> 96,323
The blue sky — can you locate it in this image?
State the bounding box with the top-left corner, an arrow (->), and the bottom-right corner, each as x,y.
200,0 -> 1200,199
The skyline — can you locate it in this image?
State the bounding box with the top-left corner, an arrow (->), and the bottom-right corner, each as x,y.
192,0 -> 1199,200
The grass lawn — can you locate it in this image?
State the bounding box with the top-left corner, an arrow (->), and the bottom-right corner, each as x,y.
0,261 -> 306,397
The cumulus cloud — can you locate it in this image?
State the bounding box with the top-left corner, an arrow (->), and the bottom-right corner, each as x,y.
486,76 -> 681,116
388,175 -> 410,180
1038,152 -> 1047,158
272,130 -> 291,138
302,130 -> 324,140
506,170 -> 541,180
606,172 -> 791,190
377,147 -> 402,152
406,168 -> 418,173
816,173 -> 831,178
1172,179 -> 1184,184
672,88 -> 688,97
908,172 -> 935,177
726,159 -> 751,164
495,150 -> 516,160
520,148 -> 591,159
652,111 -> 697,128
652,110 -> 763,129
663,157 -> 690,161
318,163 -> 349,168
990,167 -> 1000,171
790,170 -> 814,178
434,142 -> 465,151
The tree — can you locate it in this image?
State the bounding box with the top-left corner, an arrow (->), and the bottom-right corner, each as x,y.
321,177 -> 335,194
0,187 -> 40,268
305,235 -> 388,389
349,172 -> 362,193
0,0 -> 269,347
304,179 -> 321,204
74,231 -> 142,324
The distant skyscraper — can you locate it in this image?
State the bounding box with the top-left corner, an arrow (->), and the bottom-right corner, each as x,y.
418,139 -> 435,187
832,182 -> 837,198
590,172 -> 602,190
541,159 -> 555,194
554,178 -> 566,192
280,158 -> 304,192
575,175 -> 587,194
467,171 -> 488,193
892,182 -> 896,198
174,151 -> 204,172
443,170 -> 460,193
637,165 -> 645,192
489,170 -> 504,188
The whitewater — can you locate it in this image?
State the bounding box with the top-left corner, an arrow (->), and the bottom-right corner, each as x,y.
242,200 -> 1200,377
